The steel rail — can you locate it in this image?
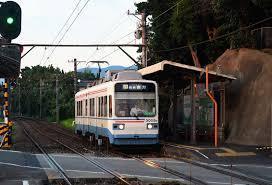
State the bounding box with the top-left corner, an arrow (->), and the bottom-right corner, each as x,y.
113,151 -> 208,185
26,120 -> 132,185
15,117 -> 82,143
18,117 -> 205,184
21,123 -> 73,185
163,142 -> 271,185
162,142 -> 210,159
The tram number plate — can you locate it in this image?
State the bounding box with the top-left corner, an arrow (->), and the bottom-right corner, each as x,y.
144,118 -> 158,124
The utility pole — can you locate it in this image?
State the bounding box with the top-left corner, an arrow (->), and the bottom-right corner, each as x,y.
141,12 -> 147,67
39,79 -> 42,119
128,10 -> 147,68
56,75 -> 59,124
73,59 -> 77,95
68,58 -> 87,95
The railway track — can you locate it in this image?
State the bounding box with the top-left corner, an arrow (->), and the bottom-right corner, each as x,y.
22,123 -> 73,185
114,150 -> 208,185
17,117 -> 269,185
21,119 -> 133,185
163,142 -> 272,185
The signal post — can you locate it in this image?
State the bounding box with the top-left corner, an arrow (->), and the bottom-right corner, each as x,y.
0,1 -> 22,148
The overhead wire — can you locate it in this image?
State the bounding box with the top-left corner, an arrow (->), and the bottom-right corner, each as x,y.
97,39 -> 135,61
43,0 -> 92,65
86,30 -> 135,62
85,3 -> 138,62
152,0 -> 183,22
38,47 -> 47,65
39,0 -> 83,65
86,18 -> 135,61
100,16 -> 130,44
50,0 -> 84,46
150,1 -> 204,31
153,16 -> 272,52
86,27 -> 134,62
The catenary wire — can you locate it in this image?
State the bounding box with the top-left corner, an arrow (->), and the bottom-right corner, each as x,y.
153,16 -> 272,52
39,0 -> 83,65
43,0 -> 92,65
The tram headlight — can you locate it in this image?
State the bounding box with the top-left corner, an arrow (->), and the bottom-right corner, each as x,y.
113,124 -> 125,130
118,124 -> 124,130
147,123 -> 153,129
147,123 -> 158,129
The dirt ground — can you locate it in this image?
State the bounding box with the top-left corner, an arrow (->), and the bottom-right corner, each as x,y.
10,121 -> 39,153
207,48 -> 272,146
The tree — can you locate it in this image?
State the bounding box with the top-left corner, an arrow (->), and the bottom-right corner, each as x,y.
11,65 -> 95,121
78,70 -> 95,81
135,0 -> 272,65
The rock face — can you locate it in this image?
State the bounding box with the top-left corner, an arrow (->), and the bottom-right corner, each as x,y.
208,48 -> 272,146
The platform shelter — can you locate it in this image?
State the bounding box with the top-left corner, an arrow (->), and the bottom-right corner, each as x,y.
138,61 -> 236,145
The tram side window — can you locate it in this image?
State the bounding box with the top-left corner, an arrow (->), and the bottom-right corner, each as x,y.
78,101 -> 80,116
98,97 -> 101,117
80,101 -> 83,116
109,95 -> 112,117
97,98 -> 99,117
103,96 -> 107,117
89,99 -> 91,116
85,99 -> 88,116
76,101 -> 78,116
95,98 -> 98,117
77,101 -> 79,116
90,98 -> 94,116
101,97 -> 104,117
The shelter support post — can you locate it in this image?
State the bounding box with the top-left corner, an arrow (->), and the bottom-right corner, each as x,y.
172,80 -> 177,139
190,77 -> 196,144
205,67 -> 218,147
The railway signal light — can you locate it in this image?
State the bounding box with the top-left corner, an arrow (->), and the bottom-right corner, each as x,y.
0,1 -> 22,40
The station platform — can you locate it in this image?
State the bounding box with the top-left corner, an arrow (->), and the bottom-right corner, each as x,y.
0,149 -> 264,185
162,141 -> 271,162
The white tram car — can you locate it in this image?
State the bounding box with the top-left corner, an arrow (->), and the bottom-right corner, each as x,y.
75,71 -> 159,145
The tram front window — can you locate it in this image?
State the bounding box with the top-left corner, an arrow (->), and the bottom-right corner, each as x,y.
115,92 -> 156,117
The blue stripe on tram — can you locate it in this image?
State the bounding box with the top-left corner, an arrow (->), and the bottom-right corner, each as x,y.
75,124 -> 159,145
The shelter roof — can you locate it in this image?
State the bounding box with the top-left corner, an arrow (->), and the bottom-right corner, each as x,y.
138,61 -> 236,83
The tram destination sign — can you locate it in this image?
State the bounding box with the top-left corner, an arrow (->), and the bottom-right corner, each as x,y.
115,82 -> 155,92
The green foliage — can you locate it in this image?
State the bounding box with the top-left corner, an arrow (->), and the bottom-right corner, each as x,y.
136,0 -> 272,65
78,70 -> 95,81
10,65 -> 94,121
60,118 -> 75,130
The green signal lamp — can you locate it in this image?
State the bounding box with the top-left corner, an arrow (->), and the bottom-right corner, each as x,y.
0,1 -> 21,40
6,17 -> 14,24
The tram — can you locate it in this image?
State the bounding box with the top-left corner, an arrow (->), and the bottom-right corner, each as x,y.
75,71 -> 159,145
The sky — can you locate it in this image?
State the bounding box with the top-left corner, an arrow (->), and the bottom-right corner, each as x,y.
11,0 -> 145,72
